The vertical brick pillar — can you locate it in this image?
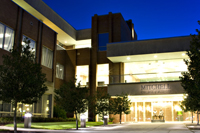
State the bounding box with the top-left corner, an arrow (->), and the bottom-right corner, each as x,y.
89,14 -> 98,121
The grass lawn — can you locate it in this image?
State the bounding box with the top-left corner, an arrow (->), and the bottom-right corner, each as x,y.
5,121 -> 113,130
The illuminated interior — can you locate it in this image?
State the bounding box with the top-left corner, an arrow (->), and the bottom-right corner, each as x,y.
97,64 -> 109,86
110,94 -> 195,122
76,65 -> 89,86
124,58 -> 188,83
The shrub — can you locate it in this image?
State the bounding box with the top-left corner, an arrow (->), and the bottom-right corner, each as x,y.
0,117 -> 22,124
53,106 -> 67,119
32,117 -> 76,122
109,117 -> 115,122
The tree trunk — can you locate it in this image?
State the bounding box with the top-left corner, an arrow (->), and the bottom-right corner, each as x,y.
75,113 -> 78,130
103,112 -> 105,126
14,100 -> 17,133
120,113 -> 121,124
192,111 -> 193,123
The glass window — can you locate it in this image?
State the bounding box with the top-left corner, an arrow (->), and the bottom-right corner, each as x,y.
76,65 -> 89,86
98,33 -> 109,51
56,63 -> 64,79
41,46 -> 53,69
124,59 -> 188,83
22,35 -> 36,54
0,22 -> 14,51
97,64 -> 109,86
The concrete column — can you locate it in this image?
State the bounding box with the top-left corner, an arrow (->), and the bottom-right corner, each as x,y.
143,102 -> 145,122
135,102 -> 137,122
151,102 -> 153,119
110,63 -> 124,83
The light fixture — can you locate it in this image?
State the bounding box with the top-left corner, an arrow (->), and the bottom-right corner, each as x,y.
147,106 -> 150,111
182,53 -> 185,56
46,107 -> 49,111
139,106 -> 143,111
154,55 -> 157,58
65,41 -> 67,43
130,107 -> 134,111
127,57 -> 130,60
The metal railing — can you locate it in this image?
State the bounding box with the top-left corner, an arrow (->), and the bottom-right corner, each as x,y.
110,71 -> 185,84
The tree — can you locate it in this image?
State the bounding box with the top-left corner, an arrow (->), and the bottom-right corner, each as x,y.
180,21 -> 200,125
0,40 -> 47,133
92,91 -> 111,125
110,94 -> 131,124
54,80 -> 88,130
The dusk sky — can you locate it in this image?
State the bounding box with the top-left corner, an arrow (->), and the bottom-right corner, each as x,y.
42,0 -> 200,40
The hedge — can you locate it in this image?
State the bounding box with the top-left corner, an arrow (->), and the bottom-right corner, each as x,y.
0,117 -> 76,124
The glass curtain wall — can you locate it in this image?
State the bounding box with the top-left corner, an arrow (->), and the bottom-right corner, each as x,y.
124,59 -> 187,83
111,95 -> 196,123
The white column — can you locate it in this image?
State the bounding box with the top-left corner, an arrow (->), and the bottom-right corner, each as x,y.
143,102 -> 145,122
135,102 -> 137,122
172,101 -> 174,121
151,102 -> 153,120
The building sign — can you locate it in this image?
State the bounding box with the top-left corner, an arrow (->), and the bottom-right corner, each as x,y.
141,84 -> 170,94
108,81 -> 184,96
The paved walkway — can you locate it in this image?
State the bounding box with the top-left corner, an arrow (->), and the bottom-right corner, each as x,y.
1,122 -> 200,133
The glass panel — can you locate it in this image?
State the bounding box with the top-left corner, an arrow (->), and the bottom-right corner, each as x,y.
0,23 -> 5,48
137,102 -> 143,122
124,59 -> 187,74
42,46 -> 53,69
110,59 -> 188,84
152,101 -> 172,121
145,102 -> 151,121
97,64 -> 109,86
56,63 -> 64,79
98,33 -> 109,51
4,27 -> 14,51
76,65 -> 89,86
22,35 -> 36,54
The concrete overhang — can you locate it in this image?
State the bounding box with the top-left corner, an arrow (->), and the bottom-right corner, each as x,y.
107,36 -> 191,63
12,0 -> 91,47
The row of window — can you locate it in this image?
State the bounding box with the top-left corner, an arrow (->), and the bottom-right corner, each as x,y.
0,22 -> 54,69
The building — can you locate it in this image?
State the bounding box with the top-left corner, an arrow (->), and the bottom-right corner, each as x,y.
0,0 -> 194,122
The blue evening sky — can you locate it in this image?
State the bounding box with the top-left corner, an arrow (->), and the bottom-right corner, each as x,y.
42,0 -> 200,40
